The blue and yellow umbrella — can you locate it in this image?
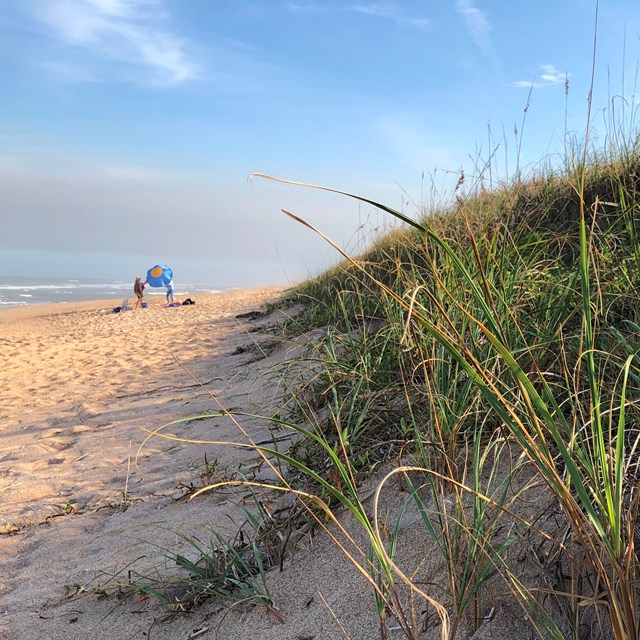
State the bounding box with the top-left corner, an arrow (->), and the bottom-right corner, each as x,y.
146,264 -> 173,287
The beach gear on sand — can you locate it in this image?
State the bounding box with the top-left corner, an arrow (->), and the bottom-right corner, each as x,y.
146,264 -> 173,288
113,298 -> 132,313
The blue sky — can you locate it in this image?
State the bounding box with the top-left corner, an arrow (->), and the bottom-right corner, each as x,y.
1,0 -> 639,286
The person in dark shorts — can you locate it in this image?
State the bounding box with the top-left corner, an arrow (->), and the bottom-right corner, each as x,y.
134,276 -> 147,309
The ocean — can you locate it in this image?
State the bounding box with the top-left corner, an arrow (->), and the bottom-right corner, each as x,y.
0,276 -> 228,307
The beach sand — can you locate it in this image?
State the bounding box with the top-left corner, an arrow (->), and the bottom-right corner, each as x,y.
0,289 -> 525,640
0,288 -> 323,638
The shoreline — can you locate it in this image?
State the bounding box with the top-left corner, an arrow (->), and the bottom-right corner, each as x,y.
0,289 -> 252,320
0,276 -> 256,309
0,297 -> 125,321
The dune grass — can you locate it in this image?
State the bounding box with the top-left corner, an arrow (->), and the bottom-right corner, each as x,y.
128,22 -> 640,632
133,144 -> 640,639
128,140 -> 640,639
239,143 -> 640,638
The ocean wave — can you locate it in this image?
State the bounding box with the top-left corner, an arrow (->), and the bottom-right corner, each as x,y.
0,283 -> 130,291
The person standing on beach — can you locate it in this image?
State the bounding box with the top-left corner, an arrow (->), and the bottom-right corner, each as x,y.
134,276 -> 147,309
166,279 -> 175,304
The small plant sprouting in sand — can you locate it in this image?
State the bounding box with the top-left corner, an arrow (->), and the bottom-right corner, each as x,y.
56,500 -> 77,515
134,489 -> 285,623
173,455 -> 251,500
95,489 -> 143,513
199,454 -> 220,485
96,440 -> 142,512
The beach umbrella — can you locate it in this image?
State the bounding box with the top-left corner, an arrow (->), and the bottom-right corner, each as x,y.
146,264 -> 173,287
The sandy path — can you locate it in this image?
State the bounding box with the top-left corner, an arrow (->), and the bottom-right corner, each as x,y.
0,287 -> 341,639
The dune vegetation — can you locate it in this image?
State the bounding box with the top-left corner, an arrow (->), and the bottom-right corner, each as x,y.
264,145 -> 640,639
137,45 -> 640,637
148,138 -> 640,640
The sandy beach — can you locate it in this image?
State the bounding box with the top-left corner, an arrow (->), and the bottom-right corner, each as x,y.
0,288 -> 287,531
0,286 -> 536,640
0,287 -> 387,640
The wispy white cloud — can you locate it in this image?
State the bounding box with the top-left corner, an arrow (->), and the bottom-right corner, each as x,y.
455,0 -> 493,58
349,3 -> 429,28
285,3 -> 328,15
34,0 -> 197,86
514,64 -> 567,89
285,2 -> 429,28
